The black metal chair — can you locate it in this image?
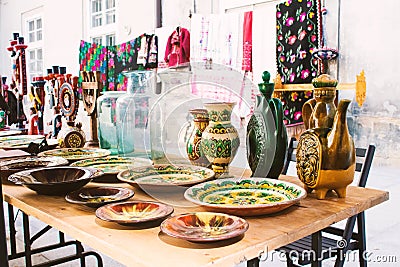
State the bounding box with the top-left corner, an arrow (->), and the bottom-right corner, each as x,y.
278,140 -> 376,267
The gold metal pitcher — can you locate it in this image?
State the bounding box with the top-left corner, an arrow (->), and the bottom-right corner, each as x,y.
296,74 -> 355,199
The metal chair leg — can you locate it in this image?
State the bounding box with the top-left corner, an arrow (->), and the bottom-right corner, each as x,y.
311,231 -> 322,267
23,212 -> 33,267
1,186 -> 9,267
357,212 -> 367,267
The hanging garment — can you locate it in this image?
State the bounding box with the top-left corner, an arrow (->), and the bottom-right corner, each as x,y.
242,11 -> 253,72
165,27 -> 190,67
276,0 -> 321,126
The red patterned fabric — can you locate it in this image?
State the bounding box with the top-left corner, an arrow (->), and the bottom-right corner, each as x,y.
164,27 -> 190,67
242,11 -> 253,72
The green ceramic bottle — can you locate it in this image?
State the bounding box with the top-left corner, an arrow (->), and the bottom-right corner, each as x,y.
246,71 -> 288,178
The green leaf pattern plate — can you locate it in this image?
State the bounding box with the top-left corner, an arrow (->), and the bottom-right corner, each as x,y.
184,178 -> 307,216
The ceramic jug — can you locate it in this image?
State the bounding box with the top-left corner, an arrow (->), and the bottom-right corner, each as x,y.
200,102 -> 240,177
296,74 -> 355,199
186,109 -> 210,167
246,71 -> 288,179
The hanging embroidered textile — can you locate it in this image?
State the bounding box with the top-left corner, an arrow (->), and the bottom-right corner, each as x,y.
276,0 -> 321,126
78,34 -> 158,92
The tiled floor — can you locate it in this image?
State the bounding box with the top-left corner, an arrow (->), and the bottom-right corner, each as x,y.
3,160 -> 399,267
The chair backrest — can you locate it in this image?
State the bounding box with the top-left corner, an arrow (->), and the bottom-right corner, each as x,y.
282,138 -> 376,188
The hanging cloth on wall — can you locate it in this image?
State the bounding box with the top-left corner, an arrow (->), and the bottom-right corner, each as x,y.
164,27 -> 190,67
242,11 -> 253,72
78,34 -> 158,92
276,0 -> 322,126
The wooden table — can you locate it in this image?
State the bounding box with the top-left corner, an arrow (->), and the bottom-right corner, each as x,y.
2,173 -> 388,267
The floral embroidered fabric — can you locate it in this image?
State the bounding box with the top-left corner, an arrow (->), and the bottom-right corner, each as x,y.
276,0 -> 321,125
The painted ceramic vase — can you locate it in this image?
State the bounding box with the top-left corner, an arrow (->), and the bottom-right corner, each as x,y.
296,74 -> 355,199
200,102 -> 240,177
246,71 -> 288,179
186,109 -> 210,167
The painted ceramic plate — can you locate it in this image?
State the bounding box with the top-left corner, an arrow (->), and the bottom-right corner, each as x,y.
160,212 -> 249,242
70,156 -> 151,174
184,178 -> 307,216
0,129 -> 22,137
95,201 -> 174,225
0,155 -> 69,173
38,148 -> 111,162
0,135 -> 45,149
117,164 -> 215,189
66,186 -> 135,208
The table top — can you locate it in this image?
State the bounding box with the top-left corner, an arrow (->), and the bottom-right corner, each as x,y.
2,172 -> 389,267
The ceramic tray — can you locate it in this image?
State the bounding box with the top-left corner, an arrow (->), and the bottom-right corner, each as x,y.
184,178 -> 307,216
70,156 -> 152,182
0,129 -> 22,137
66,186 -> 135,208
95,201 -> 174,225
117,164 -> 215,189
160,212 -> 249,242
0,156 -> 69,182
38,147 -> 111,162
0,135 -> 45,149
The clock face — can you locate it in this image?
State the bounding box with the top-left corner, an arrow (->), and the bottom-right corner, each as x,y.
59,82 -> 78,119
296,131 -> 321,188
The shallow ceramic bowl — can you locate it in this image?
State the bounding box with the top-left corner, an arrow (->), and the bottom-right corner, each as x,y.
95,201 -> 174,225
0,156 -> 69,180
8,166 -> 102,195
184,178 -> 307,216
70,156 -> 152,183
38,147 -> 111,163
0,135 -> 45,150
117,164 -> 215,191
65,186 -> 135,208
160,212 -> 249,242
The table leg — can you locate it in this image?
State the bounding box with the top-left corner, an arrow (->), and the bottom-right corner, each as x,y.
8,204 -> 17,256
311,231 -> 322,267
23,212 -> 33,267
0,182 -> 9,267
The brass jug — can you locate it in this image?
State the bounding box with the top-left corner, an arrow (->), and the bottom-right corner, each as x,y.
296,74 -> 355,199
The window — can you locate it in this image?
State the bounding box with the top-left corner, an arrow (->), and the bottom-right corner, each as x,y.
27,18 -> 42,42
28,48 -> 43,82
92,36 -> 103,45
105,34 -> 115,46
91,0 -> 115,28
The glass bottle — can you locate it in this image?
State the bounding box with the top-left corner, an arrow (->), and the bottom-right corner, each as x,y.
116,70 -> 153,157
97,91 -> 125,154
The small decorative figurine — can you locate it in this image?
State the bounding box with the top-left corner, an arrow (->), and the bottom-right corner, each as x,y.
296,74 -> 355,199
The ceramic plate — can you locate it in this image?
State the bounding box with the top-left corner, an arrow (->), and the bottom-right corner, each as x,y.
95,201 -> 174,225
38,147 -> 111,162
184,178 -> 307,216
117,164 -> 215,188
160,212 -> 249,242
0,156 -> 69,173
0,135 -> 45,149
70,156 -> 151,174
66,186 -> 135,208
0,129 -> 22,137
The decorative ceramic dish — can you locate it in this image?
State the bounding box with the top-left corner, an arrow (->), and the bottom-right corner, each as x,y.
70,156 -> 152,182
66,186 -> 135,208
184,178 -> 307,216
95,201 -> 174,225
0,156 -> 69,183
117,164 -> 215,189
0,135 -> 45,149
160,212 -> 249,242
38,147 -> 111,162
8,166 -> 103,195
0,129 -> 22,137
